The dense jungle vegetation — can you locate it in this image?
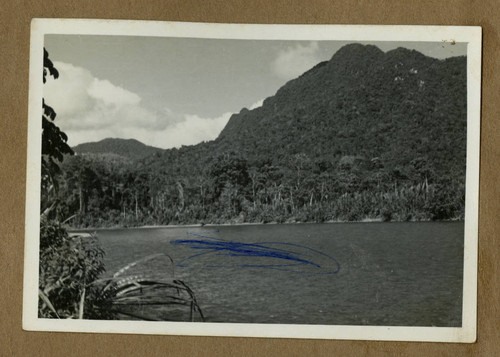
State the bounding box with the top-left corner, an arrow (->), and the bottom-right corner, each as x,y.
44,44 -> 467,228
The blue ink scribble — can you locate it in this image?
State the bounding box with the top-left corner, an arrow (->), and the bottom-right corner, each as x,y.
170,231 -> 340,274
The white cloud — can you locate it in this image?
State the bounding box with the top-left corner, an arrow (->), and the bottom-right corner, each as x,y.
271,42 -> 321,80
149,112 -> 232,148
44,62 -> 159,133
43,62 -> 232,149
88,78 -> 141,107
249,99 -> 264,110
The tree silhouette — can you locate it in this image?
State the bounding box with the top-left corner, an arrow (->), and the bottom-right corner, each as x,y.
41,48 -> 74,215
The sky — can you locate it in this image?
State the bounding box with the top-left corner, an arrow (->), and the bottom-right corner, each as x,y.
43,35 -> 467,149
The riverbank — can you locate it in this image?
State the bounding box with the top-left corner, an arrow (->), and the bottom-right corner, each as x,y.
66,216 -> 464,232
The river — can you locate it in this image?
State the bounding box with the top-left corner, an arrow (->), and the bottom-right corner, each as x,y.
90,221 -> 464,326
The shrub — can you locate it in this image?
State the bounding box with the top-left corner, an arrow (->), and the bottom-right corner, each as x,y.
39,217 -> 110,319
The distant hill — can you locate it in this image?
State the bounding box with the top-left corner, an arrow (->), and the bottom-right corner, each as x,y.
73,138 -> 163,159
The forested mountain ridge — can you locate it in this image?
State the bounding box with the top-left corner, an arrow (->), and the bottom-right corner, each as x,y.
73,138 -> 164,159
52,44 -> 467,227
217,44 -> 466,179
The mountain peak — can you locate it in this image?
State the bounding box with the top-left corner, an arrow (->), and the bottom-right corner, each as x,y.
322,44 -> 385,76
385,47 -> 430,61
331,43 -> 384,62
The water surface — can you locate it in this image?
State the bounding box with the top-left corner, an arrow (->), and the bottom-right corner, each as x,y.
92,222 -> 463,326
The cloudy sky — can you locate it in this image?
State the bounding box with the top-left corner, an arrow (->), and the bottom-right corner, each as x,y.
43,35 -> 466,149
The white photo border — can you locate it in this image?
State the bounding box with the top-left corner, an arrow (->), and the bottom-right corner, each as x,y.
24,18 -> 482,343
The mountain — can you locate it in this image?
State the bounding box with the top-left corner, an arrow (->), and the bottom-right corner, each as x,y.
216,43 -> 466,178
57,44 -> 468,227
73,138 -> 163,159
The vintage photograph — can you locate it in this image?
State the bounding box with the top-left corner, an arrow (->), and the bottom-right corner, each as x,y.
24,20 -> 481,342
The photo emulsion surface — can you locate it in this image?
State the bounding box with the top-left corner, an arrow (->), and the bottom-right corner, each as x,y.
25,21 -> 481,342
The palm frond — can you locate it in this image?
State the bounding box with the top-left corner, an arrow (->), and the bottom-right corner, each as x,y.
94,253 -> 204,322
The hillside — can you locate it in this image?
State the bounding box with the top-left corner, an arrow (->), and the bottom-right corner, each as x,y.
73,138 -> 163,159
56,44 -> 467,227
217,44 -> 466,179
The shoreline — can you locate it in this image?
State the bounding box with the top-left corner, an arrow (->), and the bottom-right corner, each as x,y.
66,217 -> 464,232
